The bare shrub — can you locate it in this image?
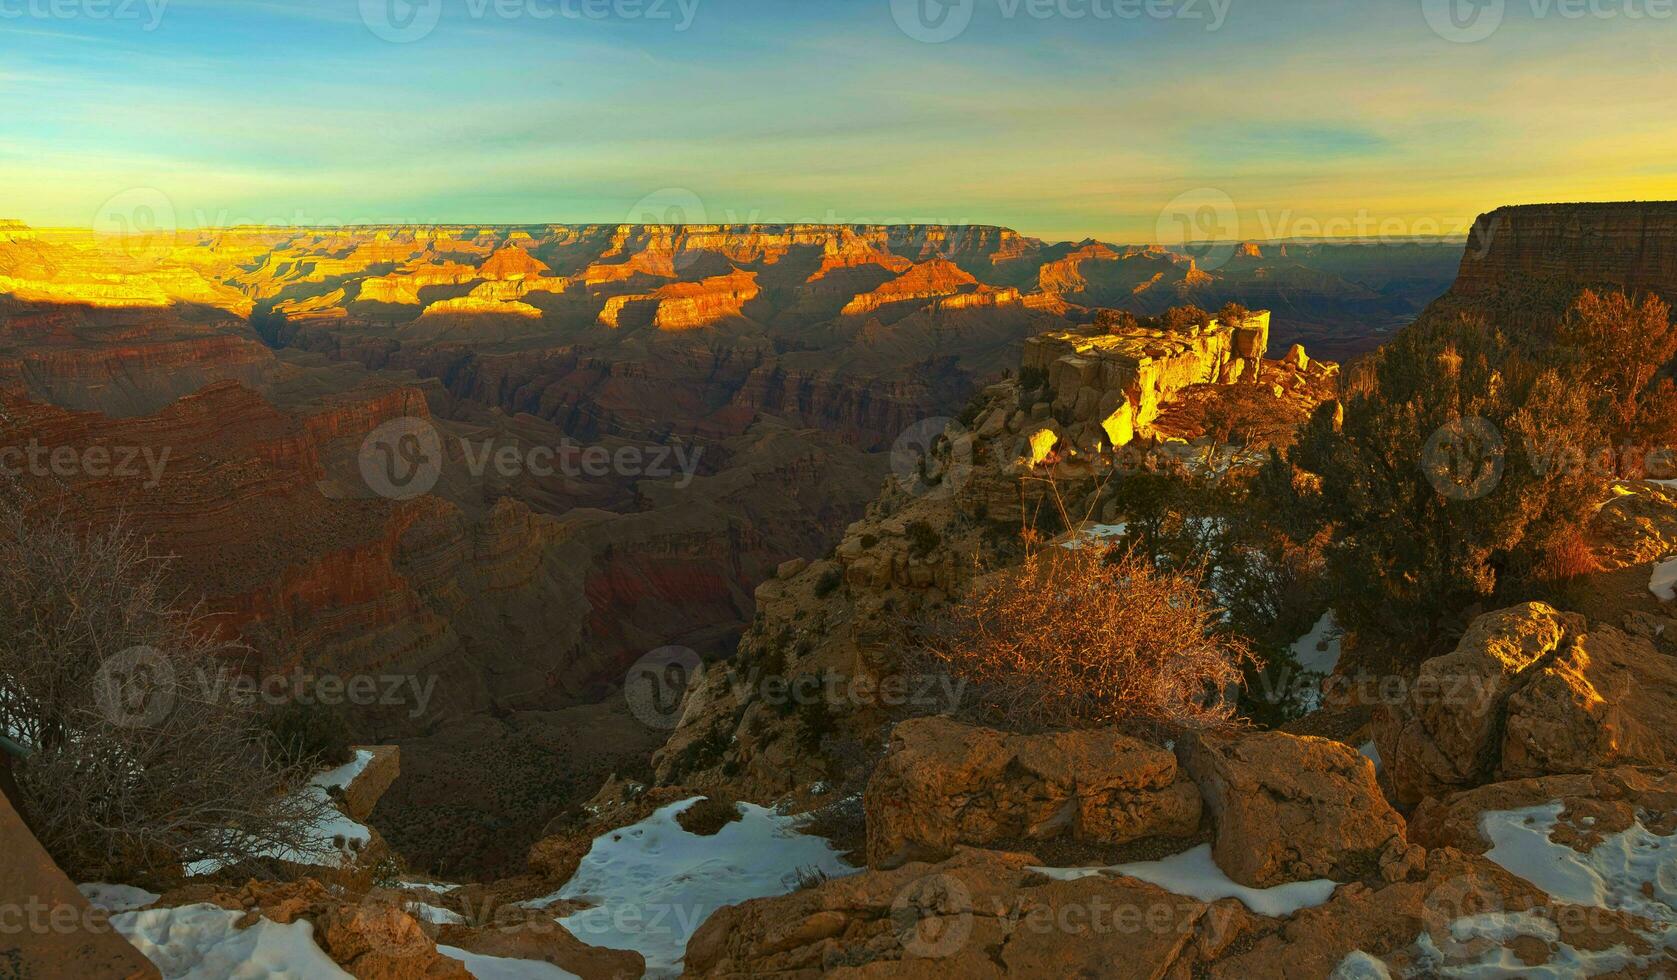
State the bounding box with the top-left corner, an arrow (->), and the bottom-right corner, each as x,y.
0,505 -> 334,882
917,545 -> 1259,732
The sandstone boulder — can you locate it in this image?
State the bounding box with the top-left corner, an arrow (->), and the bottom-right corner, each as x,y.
0,792 -> 160,979
1177,730 -> 1407,888
683,846 -> 1241,979
1376,603 -> 1677,805
342,745 -> 400,822
316,903 -> 473,980
864,717 -> 1200,869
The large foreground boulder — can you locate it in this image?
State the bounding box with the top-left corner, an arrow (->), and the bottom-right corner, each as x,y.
864,717 -> 1201,869
1376,603 -> 1677,805
0,792 -> 160,979
683,846 -> 1248,978
1177,730 -> 1410,888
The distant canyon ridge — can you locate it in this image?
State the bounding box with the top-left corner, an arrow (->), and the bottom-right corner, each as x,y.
0,220 -> 1461,730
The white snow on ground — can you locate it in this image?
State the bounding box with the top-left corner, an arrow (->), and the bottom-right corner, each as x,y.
1410,910 -> 1651,979
438,946 -> 581,980
1330,950 -> 1394,979
1651,558 -> 1677,602
78,882 -> 161,912
310,750 -> 373,791
1059,522 -> 1129,550
1343,802 -> 1677,977
407,901 -> 467,925
185,751 -> 374,877
1291,611 -> 1344,676
1480,802 -> 1677,921
110,903 -> 351,979
1031,844 -> 1336,918
522,797 -> 855,977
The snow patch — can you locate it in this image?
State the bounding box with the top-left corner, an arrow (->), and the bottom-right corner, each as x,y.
1330,950 -> 1394,979
1030,843 -> 1336,918
1059,522 -> 1128,550
1480,802 -> 1677,921
78,882 -> 161,913
523,797 -> 855,976
1291,610 -> 1343,676
1411,910 -> 1649,978
1651,558 -> 1677,602
407,901 -> 467,925
438,945 -> 580,980
111,903 -> 350,980
184,752 -> 374,877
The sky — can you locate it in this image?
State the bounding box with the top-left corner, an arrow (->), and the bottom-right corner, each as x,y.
2,0 -> 1676,243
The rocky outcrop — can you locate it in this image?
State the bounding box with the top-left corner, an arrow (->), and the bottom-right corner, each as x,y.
341,746 -> 401,822
1021,311 -> 1274,449
1408,766 -> 1677,854
1455,201 -> 1677,301
683,846 -> 1236,979
864,717 -> 1201,868
1204,848 -> 1673,978
840,258 -> 980,316
1376,602 -> 1677,805
600,268 -> 762,330
1594,479 -> 1677,566
1177,731 -> 1411,888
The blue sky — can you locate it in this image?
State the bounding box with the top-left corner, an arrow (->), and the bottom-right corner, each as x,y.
3,0 -> 1675,241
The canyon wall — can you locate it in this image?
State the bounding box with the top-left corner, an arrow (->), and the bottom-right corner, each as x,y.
1455,201 -> 1677,300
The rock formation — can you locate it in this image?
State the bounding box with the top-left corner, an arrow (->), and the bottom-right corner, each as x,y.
1456,201 -> 1677,301
864,717 -> 1201,868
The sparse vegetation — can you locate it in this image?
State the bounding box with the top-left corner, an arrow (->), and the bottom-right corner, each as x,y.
904,520 -> 941,560
813,568 -> 843,598
0,506 -> 332,881
917,545 -> 1259,732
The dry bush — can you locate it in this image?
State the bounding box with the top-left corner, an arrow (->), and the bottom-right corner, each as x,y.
1532,526 -> 1601,584
918,544 -> 1259,732
0,505 -> 333,882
